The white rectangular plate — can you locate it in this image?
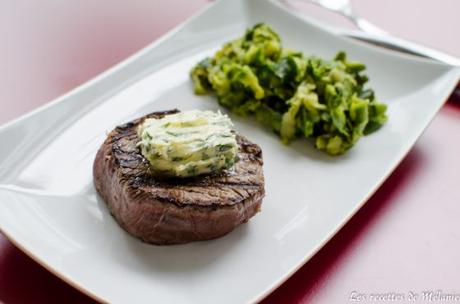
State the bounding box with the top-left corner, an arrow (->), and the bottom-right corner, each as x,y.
0,0 -> 458,303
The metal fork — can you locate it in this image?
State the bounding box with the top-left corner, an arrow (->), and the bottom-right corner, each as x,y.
290,0 -> 460,66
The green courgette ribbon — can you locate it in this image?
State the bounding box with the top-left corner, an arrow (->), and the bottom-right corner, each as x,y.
191,23 -> 388,155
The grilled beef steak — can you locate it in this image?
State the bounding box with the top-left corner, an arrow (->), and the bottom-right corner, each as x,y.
93,110 -> 265,245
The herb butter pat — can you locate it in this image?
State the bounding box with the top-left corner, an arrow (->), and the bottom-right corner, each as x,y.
137,110 -> 238,178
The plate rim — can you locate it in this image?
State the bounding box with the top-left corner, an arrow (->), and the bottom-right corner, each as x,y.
250,73 -> 459,304
0,1 -> 223,134
0,1 -> 223,303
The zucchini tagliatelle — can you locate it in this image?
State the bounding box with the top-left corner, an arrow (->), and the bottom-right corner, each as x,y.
190,23 -> 388,155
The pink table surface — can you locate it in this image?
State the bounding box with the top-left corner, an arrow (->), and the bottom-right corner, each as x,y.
0,1 -> 459,303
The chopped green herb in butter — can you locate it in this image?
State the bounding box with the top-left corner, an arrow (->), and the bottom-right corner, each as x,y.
137,110 -> 237,177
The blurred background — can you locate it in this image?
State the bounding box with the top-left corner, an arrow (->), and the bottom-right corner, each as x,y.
0,1 -> 459,303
